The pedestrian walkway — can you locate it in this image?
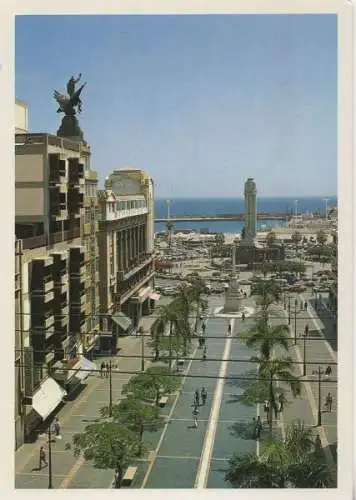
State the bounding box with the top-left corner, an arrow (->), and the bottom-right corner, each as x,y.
271,292 -> 337,483
15,314 -> 156,489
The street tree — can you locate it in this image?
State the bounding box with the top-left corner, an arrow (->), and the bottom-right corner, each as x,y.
291,231 -> 302,249
73,422 -> 141,488
174,283 -> 195,355
240,316 -> 290,360
266,231 -> 277,246
251,279 -> 281,316
152,300 -> 181,367
256,356 -> 299,431
187,273 -> 208,331
225,421 -> 332,488
122,366 -> 180,406
316,230 -> 328,246
215,232 -> 225,248
100,396 -> 165,454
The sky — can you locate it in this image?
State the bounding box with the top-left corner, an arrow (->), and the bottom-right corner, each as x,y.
15,14 -> 337,198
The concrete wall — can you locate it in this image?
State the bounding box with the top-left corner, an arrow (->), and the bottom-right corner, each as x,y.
15,187 -> 44,216
16,154 -> 44,182
15,100 -> 28,133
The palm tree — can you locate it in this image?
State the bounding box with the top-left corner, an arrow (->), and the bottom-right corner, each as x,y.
257,356 -> 299,431
241,316 -> 290,361
187,273 -> 208,332
174,284 -> 195,355
225,421 -> 332,488
153,300 -> 185,369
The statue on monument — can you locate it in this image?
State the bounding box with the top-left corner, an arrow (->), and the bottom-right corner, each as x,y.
53,74 -> 87,141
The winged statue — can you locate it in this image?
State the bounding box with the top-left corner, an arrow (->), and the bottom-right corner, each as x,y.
53,74 -> 86,116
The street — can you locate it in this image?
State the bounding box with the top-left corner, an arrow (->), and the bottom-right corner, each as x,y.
15,283 -> 337,488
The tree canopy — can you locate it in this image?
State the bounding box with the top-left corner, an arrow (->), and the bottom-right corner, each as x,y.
122,366 -> 180,405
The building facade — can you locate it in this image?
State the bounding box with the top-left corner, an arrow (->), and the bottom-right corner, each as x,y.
97,168 -> 155,352
15,100 -> 100,445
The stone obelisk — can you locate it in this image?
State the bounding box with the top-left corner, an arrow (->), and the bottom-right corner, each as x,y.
242,177 -> 257,245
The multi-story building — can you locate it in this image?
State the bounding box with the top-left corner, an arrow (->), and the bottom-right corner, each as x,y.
97,168 -> 156,352
15,100 -> 100,443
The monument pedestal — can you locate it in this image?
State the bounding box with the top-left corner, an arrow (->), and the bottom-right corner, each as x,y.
57,115 -> 85,142
224,280 -> 244,313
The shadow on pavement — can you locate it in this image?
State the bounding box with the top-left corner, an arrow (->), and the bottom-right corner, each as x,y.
228,421 -> 255,440
226,368 -> 257,390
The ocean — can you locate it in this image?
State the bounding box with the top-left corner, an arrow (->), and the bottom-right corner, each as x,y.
154,196 -> 337,233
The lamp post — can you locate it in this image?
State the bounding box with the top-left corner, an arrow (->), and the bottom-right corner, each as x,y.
303,324 -> 309,376
294,298 -> 298,345
283,291 -> 286,310
109,360 -> 113,417
288,295 -> 291,325
48,425 -> 53,489
312,367 -> 325,426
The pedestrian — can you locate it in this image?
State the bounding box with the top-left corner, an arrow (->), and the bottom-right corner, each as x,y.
251,417 -> 256,439
100,361 -> 105,378
325,365 -> 332,377
300,300 -> 303,311
194,389 -> 200,406
54,417 -> 61,437
255,416 -> 263,439
304,301 -> 308,311
106,362 -> 110,378
295,381 -> 301,398
228,324 -> 231,335
201,387 -> 207,405
244,292 -> 247,298
241,312 -> 245,321
325,393 -> 333,412
291,381 -> 297,399
202,346 -> 207,361
202,322 -> 206,333
192,407 -> 199,428
278,393 -> 285,412
314,435 -> 322,457
273,401 -> 279,419
39,446 -> 47,470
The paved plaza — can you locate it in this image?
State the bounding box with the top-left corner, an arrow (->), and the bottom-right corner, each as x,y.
15,288 -> 337,488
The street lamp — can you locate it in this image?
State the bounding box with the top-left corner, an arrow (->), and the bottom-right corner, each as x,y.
288,295 -> 291,325
312,367 -> 325,426
39,421 -> 59,488
294,298 -> 298,345
302,324 -> 309,377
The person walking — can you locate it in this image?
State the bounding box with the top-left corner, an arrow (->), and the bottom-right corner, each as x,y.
314,435 -> 322,457
194,390 -> 200,407
255,416 -> 263,439
192,407 -> 199,428
54,417 -> 61,438
100,361 -> 105,378
304,301 -> 308,312
105,362 -> 110,378
202,346 -> 207,360
278,393 -> 285,412
201,387 -> 207,405
39,446 -> 48,470
241,312 -> 245,321
227,324 -> 231,335
325,393 -> 333,412
325,365 -> 332,377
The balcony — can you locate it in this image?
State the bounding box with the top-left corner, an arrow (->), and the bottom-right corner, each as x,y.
45,327 -> 56,340
49,153 -> 66,184
43,290 -> 54,303
44,313 -> 55,329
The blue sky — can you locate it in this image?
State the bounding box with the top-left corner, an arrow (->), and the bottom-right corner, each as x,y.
15,14 -> 337,198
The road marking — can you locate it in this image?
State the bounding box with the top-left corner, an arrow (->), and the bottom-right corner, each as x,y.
59,455 -> 85,489
140,344 -> 199,488
194,319 -> 233,488
300,294 -> 337,362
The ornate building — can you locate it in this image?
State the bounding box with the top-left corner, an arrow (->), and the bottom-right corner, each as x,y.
97,168 -> 156,353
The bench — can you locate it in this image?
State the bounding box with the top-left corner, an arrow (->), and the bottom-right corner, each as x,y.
158,395 -> 168,407
122,466 -> 138,487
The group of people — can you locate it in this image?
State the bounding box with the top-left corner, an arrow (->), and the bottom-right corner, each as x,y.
263,394 -> 286,422
192,388 -> 208,428
100,361 -> 111,377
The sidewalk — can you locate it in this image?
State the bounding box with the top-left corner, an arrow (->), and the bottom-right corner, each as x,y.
270,292 -> 337,484
15,314 -> 156,489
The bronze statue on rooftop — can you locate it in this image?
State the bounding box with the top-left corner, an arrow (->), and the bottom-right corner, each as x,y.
54,74 -> 87,142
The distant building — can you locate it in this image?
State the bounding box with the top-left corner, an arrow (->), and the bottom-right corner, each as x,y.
97,168 -> 156,352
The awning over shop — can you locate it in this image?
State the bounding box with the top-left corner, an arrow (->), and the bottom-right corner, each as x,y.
71,356 -> 97,383
112,311 -> 132,331
32,377 -> 67,421
149,292 -> 161,301
131,286 -> 152,303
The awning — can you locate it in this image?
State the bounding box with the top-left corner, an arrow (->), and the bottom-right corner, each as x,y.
149,292 -> 161,301
71,357 -> 97,383
112,311 -> 132,331
131,286 -> 152,303
32,377 -> 67,420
